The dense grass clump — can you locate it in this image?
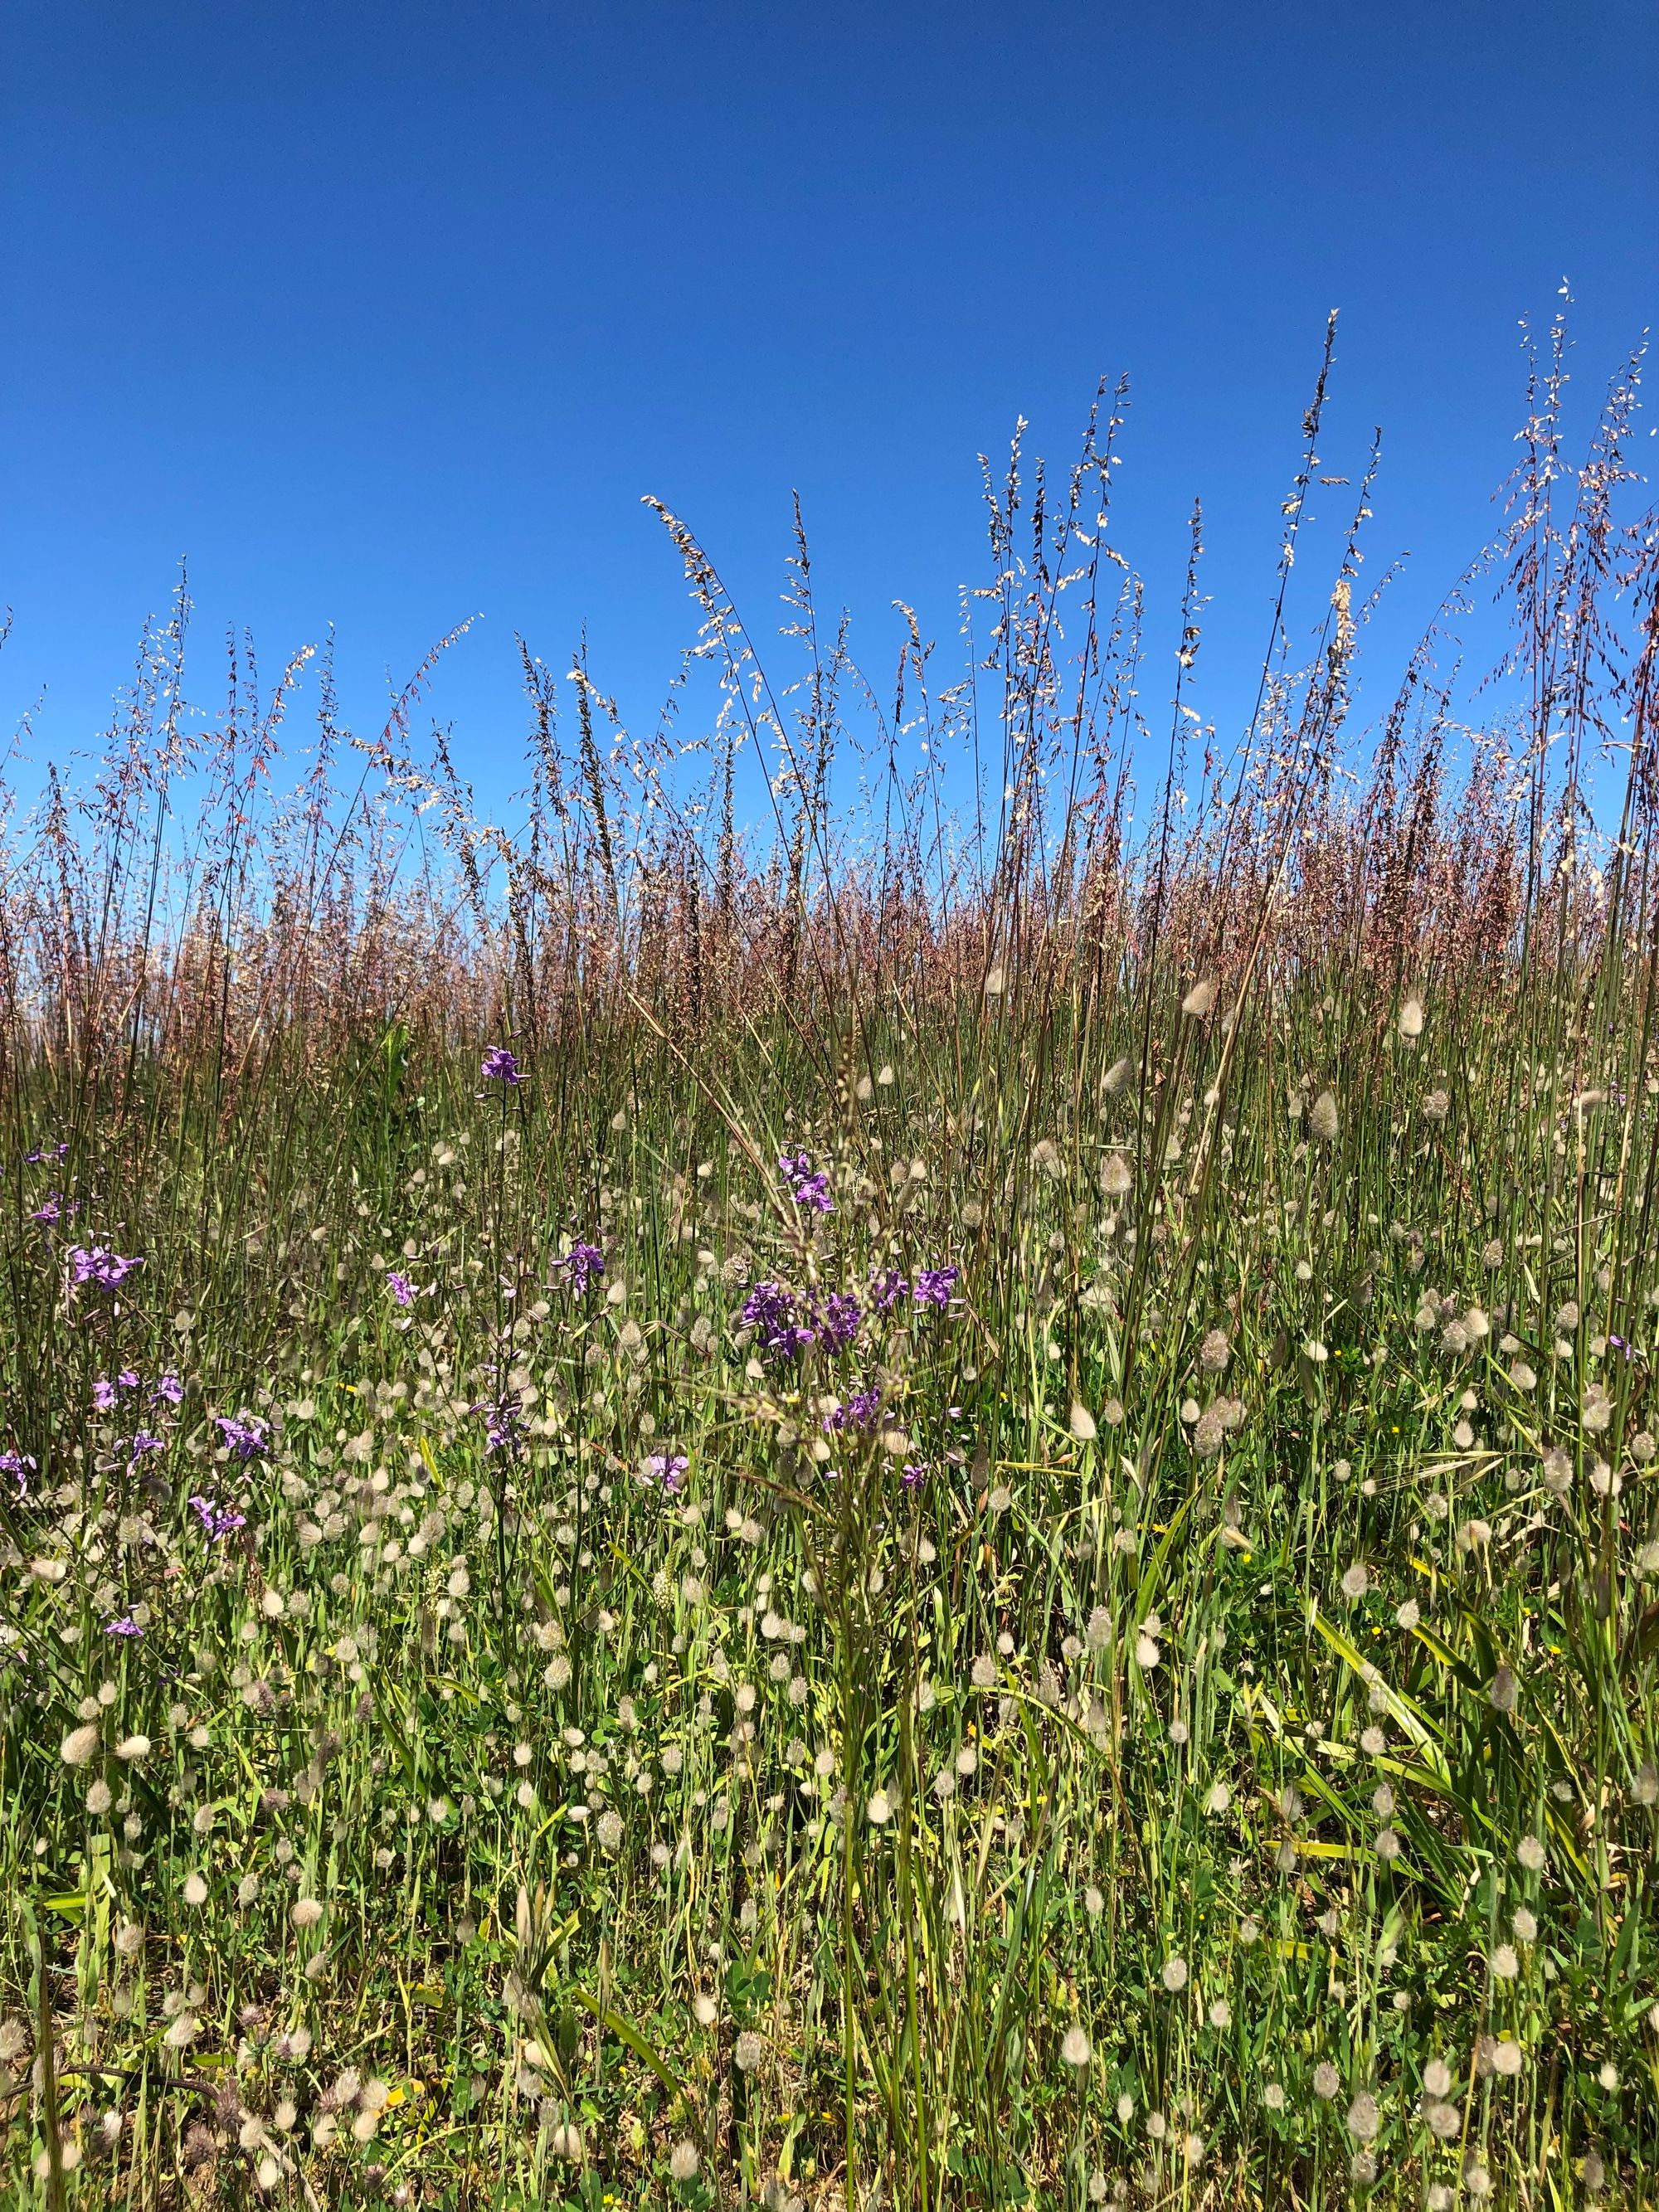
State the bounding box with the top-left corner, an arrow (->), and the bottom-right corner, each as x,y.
2,326 -> 1659,2206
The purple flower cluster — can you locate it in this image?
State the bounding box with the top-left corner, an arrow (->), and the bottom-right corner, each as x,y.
93,1369 -> 181,1412
215,1414 -> 269,1461
825,1383 -> 883,1432
739,1281 -> 821,1361
867,1264 -> 960,1311
105,1615 -> 143,1638
68,1245 -> 143,1290
739,1266 -> 957,1362
25,1141 -> 68,1164
557,1241 -> 605,1296
0,1448 -> 36,1494
190,1494 -> 247,1542
31,1194 -> 66,1226
476,1392 -> 524,1457
387,1269 -> 416,1307
779,1149 -> 833,1213
645,1452 -> 689,1492
481,1046 -> 523,1085
128,1431 -> 166,1467
92,1370 -> 141,1412
819,1290 -> 863,1354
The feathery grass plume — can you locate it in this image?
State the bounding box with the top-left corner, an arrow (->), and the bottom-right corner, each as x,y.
1099,1150 -> 1133,1198
1309,1087 -> 1340,1141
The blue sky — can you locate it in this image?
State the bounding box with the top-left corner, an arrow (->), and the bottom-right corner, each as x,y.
2,1 -> 1655,831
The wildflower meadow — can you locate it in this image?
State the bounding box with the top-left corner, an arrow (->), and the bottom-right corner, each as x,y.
3,329 -> 1659,2209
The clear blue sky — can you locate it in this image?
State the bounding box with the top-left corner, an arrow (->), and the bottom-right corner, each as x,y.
2,1 -> 1656,827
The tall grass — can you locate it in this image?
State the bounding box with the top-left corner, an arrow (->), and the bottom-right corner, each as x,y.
2,323 -> 1658,2209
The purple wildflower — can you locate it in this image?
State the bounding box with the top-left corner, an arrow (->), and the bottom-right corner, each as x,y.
190,1494 -> 247,1542
779,1149 -> 833,1214
215,1414 -> 268,1461
557,1241 -> 605,1296
645,1452 -> 689,1492
93,1378 -> 118,1412
740,1281 -> 817,1361
68,1246 -> 143,1290
474,1391 -> 524,1457
31,1194 -> 62,1226
151,1372 -> 184,1406
912,1266 -> 960,1310
0,1449 -> 36,1493
129,1431 -> 166,1466
820,1291 -> 863,1354
105,1615 -> 143,1638
870,1268 -> 908,1312
387,1269 -> 415,1307
825,1383 -> 883,1432
25,1142 -> 68,1164
481,1046 -> 523,1085
902,1461 -> 930,1490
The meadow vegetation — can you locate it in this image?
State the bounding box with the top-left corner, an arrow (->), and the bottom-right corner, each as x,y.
2,322 -> 1659,2208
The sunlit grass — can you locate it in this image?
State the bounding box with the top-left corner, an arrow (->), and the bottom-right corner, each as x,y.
2,967 -> 1658,2208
